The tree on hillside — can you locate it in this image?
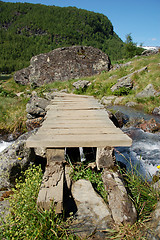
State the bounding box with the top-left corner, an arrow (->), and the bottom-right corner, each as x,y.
124,33 -> 143,58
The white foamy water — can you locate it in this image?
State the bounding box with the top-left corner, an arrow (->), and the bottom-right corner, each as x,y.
115,128 -> 160,179
0,141 -> 12,152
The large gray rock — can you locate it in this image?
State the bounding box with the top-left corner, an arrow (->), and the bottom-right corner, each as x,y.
71,179 -> 113,238
102,170 -> 137,225
0,132 -> 35,189
14,46 -> 111,86
111,66 -> 147,92
136,84 -> 156,98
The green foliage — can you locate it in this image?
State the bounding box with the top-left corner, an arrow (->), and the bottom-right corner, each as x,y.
0,1 -> 127,73
0,86 -> 16,97
113,87 -> 133,96
124,33 -> 143,58
0,165 -> 76,240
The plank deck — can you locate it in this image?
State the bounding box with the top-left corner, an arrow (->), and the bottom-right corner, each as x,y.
26,93 -> 132,148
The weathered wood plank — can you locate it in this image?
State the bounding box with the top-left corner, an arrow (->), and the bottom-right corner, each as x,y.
27,133 -> 132,148
37,127 -> 123,135
37,148 -> 65,214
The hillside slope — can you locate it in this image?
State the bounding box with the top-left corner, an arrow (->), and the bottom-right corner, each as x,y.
0,1 -> 126,73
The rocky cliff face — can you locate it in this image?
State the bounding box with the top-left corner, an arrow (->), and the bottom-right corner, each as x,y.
14,46 -> 111,86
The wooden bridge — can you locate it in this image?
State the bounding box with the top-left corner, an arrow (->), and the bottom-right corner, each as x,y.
26,93 -> 132,213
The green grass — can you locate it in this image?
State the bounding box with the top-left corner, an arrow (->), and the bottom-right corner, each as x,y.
0,165 -> 77,240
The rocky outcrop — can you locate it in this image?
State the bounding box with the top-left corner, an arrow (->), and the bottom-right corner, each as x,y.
26,92 -> 50,131
142,49 -> 159,56
111,66 -> 147,92
72,80 -> 90,90
0,131 -> 35,189
14,46 -> 111,86
136,84 -> 157,98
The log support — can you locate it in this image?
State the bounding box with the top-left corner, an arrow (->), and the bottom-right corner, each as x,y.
37,148 -> 65,214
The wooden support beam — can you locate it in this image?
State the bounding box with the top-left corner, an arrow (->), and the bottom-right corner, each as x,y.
37,148 -> 65,214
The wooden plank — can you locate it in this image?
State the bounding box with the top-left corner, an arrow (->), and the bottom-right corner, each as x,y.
41,123 -> 115,129
26,133 -> 132,148
37,149 -> 65,214
42,119 -> 113,124
47,106 -> 104,110
37,127 -> 123,135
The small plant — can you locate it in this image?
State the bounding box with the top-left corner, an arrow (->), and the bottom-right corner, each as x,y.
113,86 -> 133,96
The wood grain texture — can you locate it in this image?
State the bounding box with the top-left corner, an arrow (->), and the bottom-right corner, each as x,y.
26,93 -> 132,148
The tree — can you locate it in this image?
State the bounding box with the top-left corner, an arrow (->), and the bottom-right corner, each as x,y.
124,33 -> 138,58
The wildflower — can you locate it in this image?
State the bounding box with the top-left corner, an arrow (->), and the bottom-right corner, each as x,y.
157,165 -> 160,170
18,157 -> 22,161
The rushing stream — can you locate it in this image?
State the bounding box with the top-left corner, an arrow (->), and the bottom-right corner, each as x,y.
108,106 -> 160,179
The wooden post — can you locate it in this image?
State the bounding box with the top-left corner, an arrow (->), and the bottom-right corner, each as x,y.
37,148 -> 65,214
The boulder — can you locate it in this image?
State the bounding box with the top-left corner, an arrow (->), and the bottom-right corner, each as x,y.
114,110 -> 129,128
26,96 -> 50,117
136,84 -> 156,98
111,76 -> 133,92
72,80 -> 90,90
0,132 -> 35,189
14,46 -> 111,86
71,179 -> 113,238
111,66 -> 147,92
26,95 -> 50,130
102,170 -> 137,225
153,106 -> 160,115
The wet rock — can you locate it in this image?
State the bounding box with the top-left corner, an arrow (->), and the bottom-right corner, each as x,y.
107,110 -> 119,127
114,110 -> 129,128
72,80 -> 90,90
102,170 -> 137,225
14,46 -> 111,86
0,131 -> 35,189
153,106 -> 160,115
71,179 -> 113,239
136,84 -> 156,98
136,118 -> 160,133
